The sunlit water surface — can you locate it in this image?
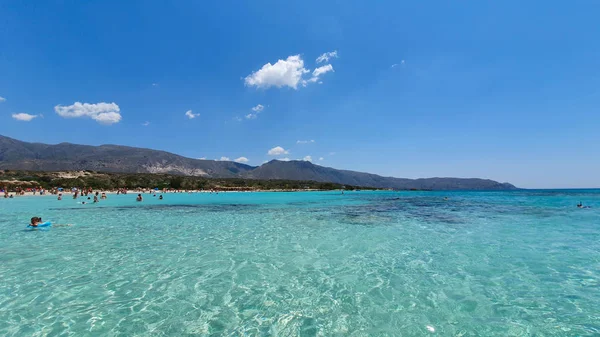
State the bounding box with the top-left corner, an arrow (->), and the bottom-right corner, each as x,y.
1,190 -> 599,336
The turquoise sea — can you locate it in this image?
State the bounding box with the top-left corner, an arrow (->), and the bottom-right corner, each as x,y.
1,190 -> 599,336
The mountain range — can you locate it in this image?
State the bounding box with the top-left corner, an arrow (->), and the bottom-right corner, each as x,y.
0,135 -> 517,190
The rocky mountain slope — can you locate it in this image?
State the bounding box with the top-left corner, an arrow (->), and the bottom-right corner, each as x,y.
0,135 -> 517,190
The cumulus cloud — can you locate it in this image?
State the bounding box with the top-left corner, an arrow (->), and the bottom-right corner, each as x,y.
268,146 -> 290,156
0,96 -> 6,102
297,139 -> 315,144
142,121 -> 150,126
198,157 -> 206,160
245,55 -> 309,89
279,158 -> 291,161
218,156 -> 230,161
319,157 -> 324,161
12,113 -> 38,121
54,102 -> 121,125
316,50 -> 338,63
303,155 -> 313,162
234,157 -> 249,163
252,104 -> 264,112
185,110 -> 200,119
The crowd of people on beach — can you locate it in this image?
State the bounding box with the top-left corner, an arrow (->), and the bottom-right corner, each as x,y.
2,186 -> 45,198
1,184 -> 235,200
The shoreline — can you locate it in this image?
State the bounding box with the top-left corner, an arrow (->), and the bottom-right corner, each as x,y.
1,188 -> 355,198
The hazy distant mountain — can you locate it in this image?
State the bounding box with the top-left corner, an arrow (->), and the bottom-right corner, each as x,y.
247,160 -> 516,190
0,135 -> 517,190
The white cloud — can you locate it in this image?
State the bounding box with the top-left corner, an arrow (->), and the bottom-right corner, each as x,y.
142,121 -> 150,126
268,146 -> 290,156
198,157 -> 206,160
233,116 -> 243,122
12,113 -> 38,121
218,156 -> 230,161
185,110 -> 200,119
244,55 -> 309,89
313,64 -> 334,77
392,60 -> 406,68
234,156 -> 249,163
245,104 -> 265,120
305,64 -> 334,84
303,155 -> 313,162
297,139 -> 315,144
319,157 -> 324,161
0,96 -> 6,102
54,102 -> 121,125
316,50 -> 338,63
280,157 -> 291,161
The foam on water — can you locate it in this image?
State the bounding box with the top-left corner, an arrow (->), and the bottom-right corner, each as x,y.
1,190 -> 599,336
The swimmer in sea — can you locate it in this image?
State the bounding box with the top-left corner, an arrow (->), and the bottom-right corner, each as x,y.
159,195 -> 163,200
93,195 -> 99,203
29,217 -> 41,227
577,201 -> 583,208
29,216 -> 72,228
58,193 -> 62,200
136,194 -> 143,202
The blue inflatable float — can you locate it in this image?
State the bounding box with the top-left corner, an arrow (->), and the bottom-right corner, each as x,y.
28,221 -> 52,228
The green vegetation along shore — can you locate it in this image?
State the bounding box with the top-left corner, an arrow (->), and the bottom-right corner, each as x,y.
0,170 -> 378,191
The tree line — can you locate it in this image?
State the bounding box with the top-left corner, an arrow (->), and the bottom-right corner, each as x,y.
0,170 -> 376,191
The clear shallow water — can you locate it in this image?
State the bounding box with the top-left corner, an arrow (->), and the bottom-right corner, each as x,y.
1,190 -> 599,336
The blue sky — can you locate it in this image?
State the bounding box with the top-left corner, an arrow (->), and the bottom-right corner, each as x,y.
1,1 -> 599,188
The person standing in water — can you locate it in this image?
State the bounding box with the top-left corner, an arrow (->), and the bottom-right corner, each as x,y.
136,194 -> 143,202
